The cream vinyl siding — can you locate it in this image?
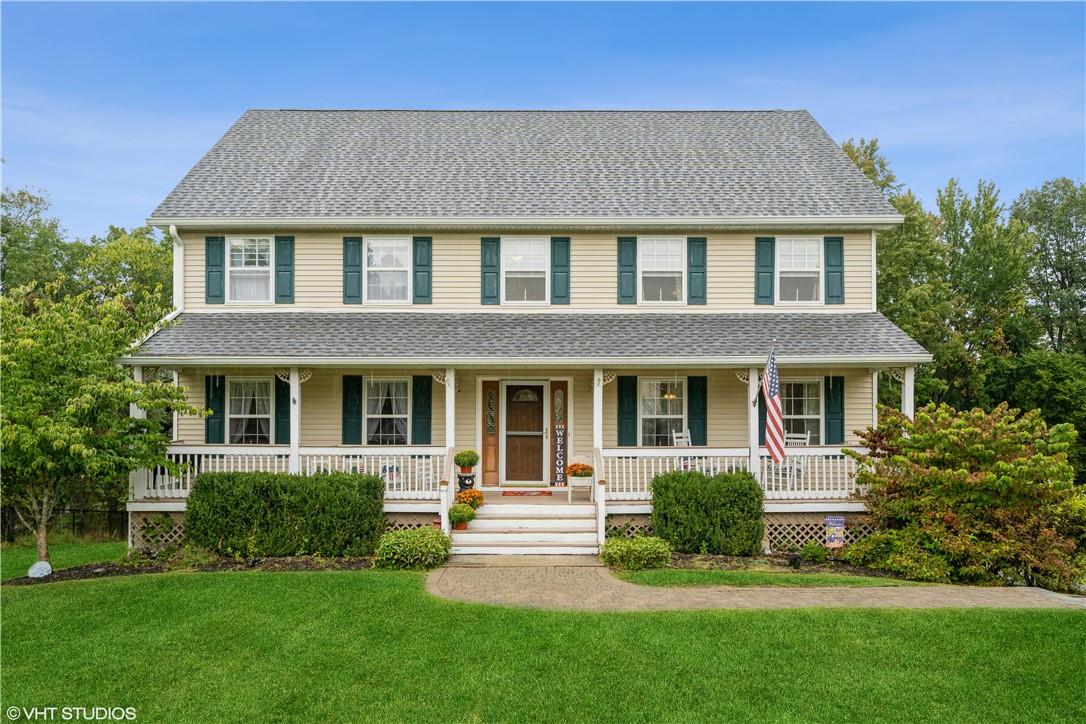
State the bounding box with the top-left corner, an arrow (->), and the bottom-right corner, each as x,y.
181,231 -> 873,311
174,367 -> 446,446
174,366 -> 869,449
601,368 -> 872,448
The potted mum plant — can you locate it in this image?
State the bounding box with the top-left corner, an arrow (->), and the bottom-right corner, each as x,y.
567,462 -> 594,480
449,503 -> 475,531
456,489 -> 485,510
454,449 -> 480,474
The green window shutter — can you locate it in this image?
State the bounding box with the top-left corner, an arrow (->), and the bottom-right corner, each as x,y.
205,237 -> 225,304
275,236 -> 295,304
688,376 -> 707,445
551,237 -> 570,304
687,237 -> 707,305
755,237 -> 775,305
411,376 -> 432,444
481,237 -> 501,305
824,236 -> 844,304
412,237 -> 432,304
274,377 -> 290,444
824,376 -> 845,444
617,376 -> 638,446
758,390 -> 767,446
205,375 -> 226,443
342,375 -> 363,444
617,237 -> 637,304
343,238 -> 363,304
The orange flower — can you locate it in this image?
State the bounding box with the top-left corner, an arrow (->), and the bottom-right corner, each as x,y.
456,489 -> 485,509
566,463 -> 594,478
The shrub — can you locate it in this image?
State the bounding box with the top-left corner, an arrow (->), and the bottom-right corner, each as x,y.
650,470 -> 764,555
600,536 -> 672,570
186,472 -> 384,557
374,528 -> 451,570
454,449 -> 480,468
448,503 -> 475,525
846,403 -> 1086,591
456,489 -> 485,509
799,541 -> 830,564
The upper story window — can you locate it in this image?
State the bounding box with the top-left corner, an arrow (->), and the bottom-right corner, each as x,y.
639,378 -> 686,447
781,379 -> 821,444
228,237 -> 273,302
365,237 -> 411,303
639,237 -> 684,303
227,378 -> 273,444
777,238 -> 822,303
503,237 -> 548,304
366,379 -> 409,445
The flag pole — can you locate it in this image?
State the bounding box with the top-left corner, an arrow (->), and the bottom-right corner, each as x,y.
751,341 -> 777,407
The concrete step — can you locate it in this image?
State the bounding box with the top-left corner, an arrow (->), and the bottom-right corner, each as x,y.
474,503 -> 595,517
469,517 -> 594,530
452,529 -> 598,544
450,542 -> 599,555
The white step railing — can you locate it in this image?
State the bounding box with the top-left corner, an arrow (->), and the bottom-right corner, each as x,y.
132,445 -> 447,500
599,446 -> 861,501
600,448 -> 749,500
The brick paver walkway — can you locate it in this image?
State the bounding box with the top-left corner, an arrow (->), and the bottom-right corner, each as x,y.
427,556 -> 1086,610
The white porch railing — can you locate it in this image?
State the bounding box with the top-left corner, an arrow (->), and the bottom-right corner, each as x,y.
599,446 -> 861,501
131,445 -> 448,500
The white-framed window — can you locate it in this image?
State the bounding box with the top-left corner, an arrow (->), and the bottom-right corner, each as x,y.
777,237 -> 822,304
639,237 -> 685,303
364,237 -> 411,303
227,378 -> 274,444
781,379 -> 822,445
639,378 -> 686,447
227,237 -> 273,303
365,378 -> 410,445
502,237 -> 549,304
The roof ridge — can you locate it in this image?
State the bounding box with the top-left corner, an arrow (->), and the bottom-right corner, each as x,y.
244,108 -> 808,114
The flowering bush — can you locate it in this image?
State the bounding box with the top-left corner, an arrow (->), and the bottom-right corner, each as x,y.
566,463 -> 594,478
843,403 -> 1085,591
456,489 -> 485,509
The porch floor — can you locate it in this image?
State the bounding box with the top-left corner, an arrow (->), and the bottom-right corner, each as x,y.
478,488 -> 594,505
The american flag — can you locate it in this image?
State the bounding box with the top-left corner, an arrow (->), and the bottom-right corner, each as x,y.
761,349 -> 786,463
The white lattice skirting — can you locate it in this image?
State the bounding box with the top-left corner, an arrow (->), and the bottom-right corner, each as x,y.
130,511 -> 186,553
606,512 -> 874,552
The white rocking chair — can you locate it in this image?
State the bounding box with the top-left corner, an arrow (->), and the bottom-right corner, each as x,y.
782,431 -> 811,491
674,430 -> 719,475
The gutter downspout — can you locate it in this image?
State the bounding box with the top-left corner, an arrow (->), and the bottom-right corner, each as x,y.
169,224 -> 184,314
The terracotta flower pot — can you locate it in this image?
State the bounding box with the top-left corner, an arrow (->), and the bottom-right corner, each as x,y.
454,521 -> 468,531
459,465 -> 473,474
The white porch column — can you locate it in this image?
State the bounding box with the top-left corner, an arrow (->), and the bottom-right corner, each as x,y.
871,369 -> 879,429
747,367 -> 760,481
129,366 -> 145,419
901,366 -> 916,420
592,368 -> 604,451
129,366 -> 147,505
289,366 -> 301,473
444,368 -> 456,450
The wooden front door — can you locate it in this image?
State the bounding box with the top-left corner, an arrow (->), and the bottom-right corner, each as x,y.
504,384 -> 545,482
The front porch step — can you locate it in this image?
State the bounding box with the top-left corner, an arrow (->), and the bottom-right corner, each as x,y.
469,517 -> 594,530
474,503 -> 595,517
450,542 -> 599,555
452,529 -> 597,544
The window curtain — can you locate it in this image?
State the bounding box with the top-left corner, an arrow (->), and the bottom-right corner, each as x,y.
366,381 -> 408,443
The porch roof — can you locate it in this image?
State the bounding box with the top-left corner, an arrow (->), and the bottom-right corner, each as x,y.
128,311 -> 931,367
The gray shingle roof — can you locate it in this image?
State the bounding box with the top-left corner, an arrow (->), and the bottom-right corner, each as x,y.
134,312 -> 929,363
151,110 -> 899,221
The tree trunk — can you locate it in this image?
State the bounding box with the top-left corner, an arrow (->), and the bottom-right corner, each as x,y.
36,521 -> 49,562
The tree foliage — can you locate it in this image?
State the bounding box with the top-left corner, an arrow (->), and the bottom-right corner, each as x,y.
1,188 -> 88,295
845,404 -> 1085,591
0,285 -> 197,561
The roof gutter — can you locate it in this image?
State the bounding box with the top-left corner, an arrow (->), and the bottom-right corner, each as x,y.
120,352 -> 933,367
169,224 -> 184,313
148,214 -> 905,231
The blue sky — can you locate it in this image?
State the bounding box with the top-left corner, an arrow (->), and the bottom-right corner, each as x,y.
3,2 -> 1083,239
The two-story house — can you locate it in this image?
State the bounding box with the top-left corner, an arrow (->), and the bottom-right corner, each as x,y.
126,110 -> 931,554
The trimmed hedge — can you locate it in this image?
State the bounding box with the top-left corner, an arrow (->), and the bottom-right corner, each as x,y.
600,536 -> 672,570
374,528 -> 451,570
650,470 -> 764,555
186,472 -> 385,557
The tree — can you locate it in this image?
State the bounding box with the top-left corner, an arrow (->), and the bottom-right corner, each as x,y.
0,285 -> 197,563
77,225 -> 172,305
0,189 -> 89,295
1011,178 -> 1086,354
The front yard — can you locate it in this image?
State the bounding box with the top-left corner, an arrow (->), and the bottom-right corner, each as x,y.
3,570 -> 1084,722
1,541 -> 126,582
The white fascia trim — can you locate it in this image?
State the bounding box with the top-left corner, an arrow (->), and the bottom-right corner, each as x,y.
120,353 -> 934,367
148,214 -> 905,230
605,501 -> 868,513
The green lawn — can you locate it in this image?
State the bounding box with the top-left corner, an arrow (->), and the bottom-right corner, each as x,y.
1,541 -> 127,581
2,571 -> 1084,722
621,568 -> 914,587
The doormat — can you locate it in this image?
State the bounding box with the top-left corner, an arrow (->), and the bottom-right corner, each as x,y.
501,491 -> 552,496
